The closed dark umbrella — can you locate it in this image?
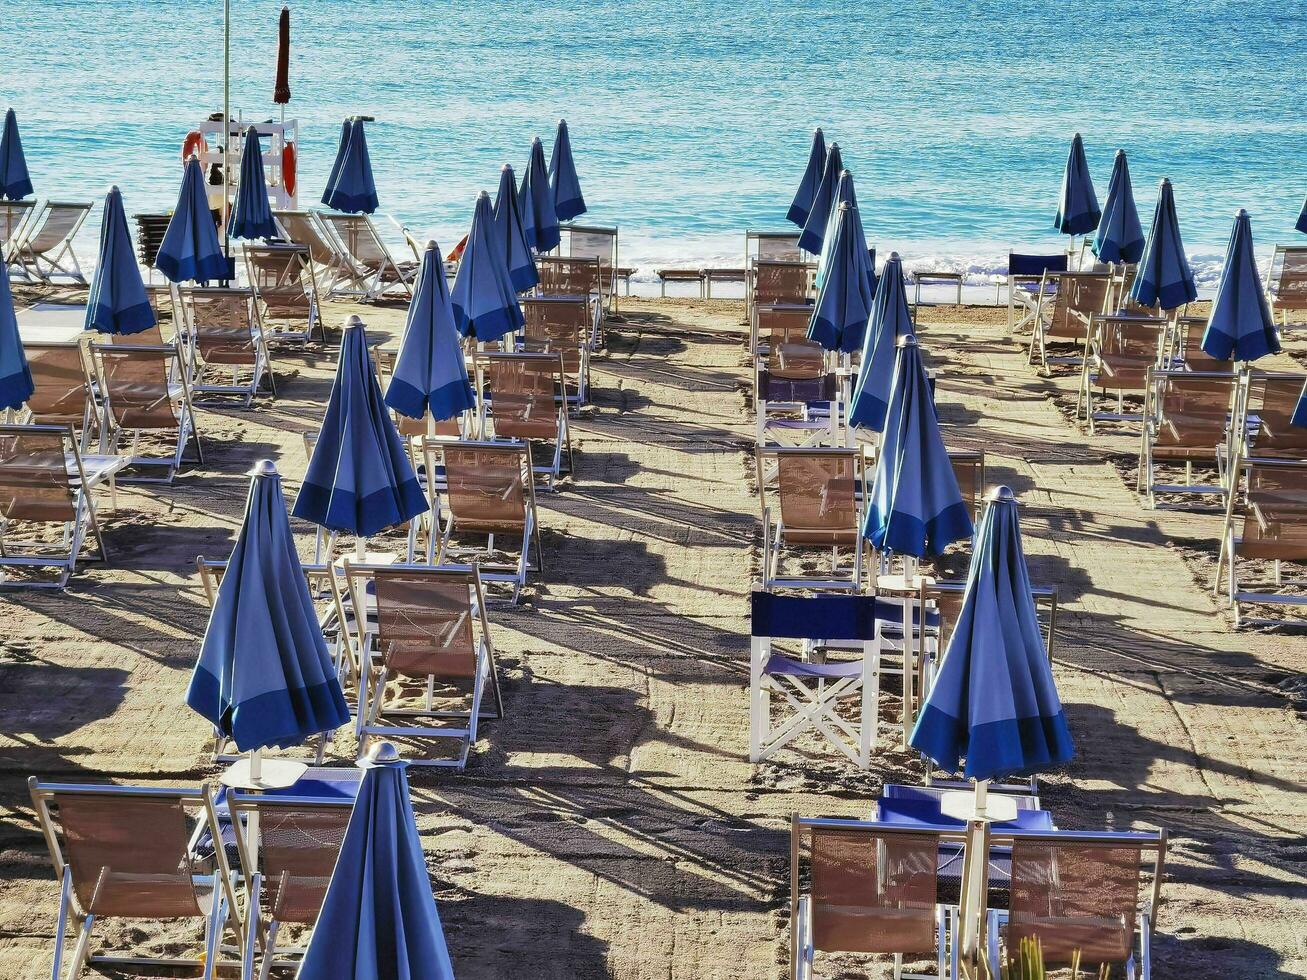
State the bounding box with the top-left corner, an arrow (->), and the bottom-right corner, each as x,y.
273,5 -> 291,106
0,109 -> 33,201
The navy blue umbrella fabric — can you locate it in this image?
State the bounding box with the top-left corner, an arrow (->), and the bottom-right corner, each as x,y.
1054,132 -> 1100,236
798,142 -> 843,255
787,128 -> 826,228
85,186 -> 156,335
1130,178 -> 1197,311
807,202 -> 873,354
518,137 -> 560,252
450,192 -> 524,342
322,117 -> 379,214
1201,209 -> 1279,363
848,253 -> 914,433
1092,150 -> 1144,264
156,157 -> 228,284
493,164 -> 540,293
0,263 -> 33,410
548,118 -> 587,222
228,126 -> 277,240
0,109 -> 33,200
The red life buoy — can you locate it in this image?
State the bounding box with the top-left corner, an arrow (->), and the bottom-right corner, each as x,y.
182,130 -> 209,162
282,142 -> 297,197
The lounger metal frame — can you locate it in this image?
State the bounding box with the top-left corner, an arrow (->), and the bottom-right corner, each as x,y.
4,200 -> 92,284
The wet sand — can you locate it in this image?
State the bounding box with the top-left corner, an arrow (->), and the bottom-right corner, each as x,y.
0,292 -> 1303,978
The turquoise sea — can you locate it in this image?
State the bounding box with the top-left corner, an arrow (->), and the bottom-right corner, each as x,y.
2,0 -> 1304,287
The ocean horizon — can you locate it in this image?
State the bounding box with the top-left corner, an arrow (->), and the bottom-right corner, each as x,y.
3,0 -> 1304,289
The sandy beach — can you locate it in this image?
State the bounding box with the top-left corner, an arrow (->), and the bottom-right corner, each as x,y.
0,288 -> 1304,979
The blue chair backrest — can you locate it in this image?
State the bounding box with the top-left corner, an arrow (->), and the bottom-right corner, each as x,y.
1008,252 -> 1068,277
750,590 -> 937,642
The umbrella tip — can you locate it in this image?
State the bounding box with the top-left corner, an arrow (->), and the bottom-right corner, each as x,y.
426,239 -> 438,250
558,117 -> 566,125
109,184 -> 120,194
988,485 -> 1016,503
889,250 -> 901,261
247,459 -> 278,478
533,135 -> 543,145
343,314 -> 364,330
1115,148 -> 1125,156
478,189 -> 491,200
1235,207 -> 1248,218
898,333 -> 918,348
367,741 -> 402,765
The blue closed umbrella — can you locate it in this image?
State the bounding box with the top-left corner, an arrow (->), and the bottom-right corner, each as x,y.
0,109 -> 32,200
910,486 -> 1073,781
518,136 -> 560,252
323,119 -> 350,205
798,142 -> 842,255
1130,178 -> 1197,311
864,335 -> 972,557
156,156 -> 228,284
493,164 -> 540,293
848,253 -> 913,433
807,201 -> 872,354
85,186 -> 156,335
293,317 -> 427,537
1297,196 -> 1307,234
786,128 -> 826,228
548,118 -> 587,222
1201,209 -> 1279,363
298,743 -> 455,980
0,263 -> 33,410
385,240 -> 476,422
814,169 -> 873,293
322,117 -> 379,215
1054,132 -> 1100,236
1091,149 -> 1144,265
451,192 -> 524,342
228,127 -> 277,240
187,460 -> 350,752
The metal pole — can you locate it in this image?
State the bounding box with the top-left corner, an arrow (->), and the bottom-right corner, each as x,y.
223,0 -> 231,262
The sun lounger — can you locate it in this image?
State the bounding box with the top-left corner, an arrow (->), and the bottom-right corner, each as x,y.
1163,314 -> 1232,372
316,211 -> 418,300
184,287 -> 276,407
90,342 -> 203,483
231,795 -> 353,980
0,423 -> 123,588
984,829 -> 1167,980
5,200 -> 91,284
949,450 -> 987,523
1075,314 -> 1166,430
535,256 -> 604,345
1225,371 -> 1307,471
751,259 -> 814,310
21,342 -> 98,448
0,198 -> 36,248
476,351 -> 573,489
344,561 -> 503,767
1216,457 -> 1307,624
789,815 -> 962,979
433,440 -> 542,604
1265,244 -> 1307,328
1004,252 -> 1067,333
751,300 -> 815,359
1029,271 -> 1111,374
755,448 -> 865,591
242,243 -> 323,344
757,357 -> 840,460
560,223 -> 619,317
1139,369 -> 1237,507
271,209 -> 361,297
132,213 -> 173,277
27,778 -> 243,979
521,296 -> 591,404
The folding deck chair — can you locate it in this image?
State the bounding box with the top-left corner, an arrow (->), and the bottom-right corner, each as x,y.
521,296 -> 591,404
1029,271 -> 1111,374
1163,315 -> 1232,372
434,441 -> 542,603
476,351 -> 573,489
232,794 -> 353,980
316,211 -> 418,300
1265,244 -> 1307,328
560,223 -> 619,318
91,343 -> 204,483
27,778 -> 243,980
344,561 -> 503,767
752,301 -> 815,360
4,200 -> 91,284
1139,369 -> 1237,507
790,815 -> 962,980
1216,458 -> 1307,625
1004,252 -> 1067,334
243,243 -> 323,344
1223,371 -> 1307,479
271,209 -> 359,298
21,342 -> 98,448
1076,315 -> 1166,431
755,447 -> 866,591
984,829 -> 1167,980
0,423 -> 123,588
756,327 -> 839,461
0,198 -> 36,249
184,287 -> 276,406
535,255 -> 604,347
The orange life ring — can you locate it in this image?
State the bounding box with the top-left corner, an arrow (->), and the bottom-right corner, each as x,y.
182,130 -> 209,162
282,142 -> 297,197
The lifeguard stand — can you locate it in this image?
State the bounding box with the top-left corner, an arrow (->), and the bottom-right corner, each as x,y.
195,116 -> 300,215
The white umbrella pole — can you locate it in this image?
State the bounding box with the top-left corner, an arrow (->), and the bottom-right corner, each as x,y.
902,554 -> 918,744
246,747 -> 262,872
957,778 -> 991,976
222,0 -> 231,260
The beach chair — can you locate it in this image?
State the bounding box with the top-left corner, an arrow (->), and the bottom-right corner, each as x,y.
133,213 -> 173,277
344,562 -> 503,767
536,255 -> 605,344
91,343 -> 204,483
1076,315 -> 1166,431
243,243 -> 323,344
4,200 -> 91,284
757,360 -> 840,460
232,795 -> 353,980
434,441 -> 542,603
184,287 -> 276,407
0,423 -> 122,588
0,198 -> 36,248
27,778 -> 243,980
1029,271 -> 1111,374
1265,244 -> 1307,328
560,223 -> 619,318
1225,371 -> 1307,471
1139,369 -> 1237,507
984,829 -> 1167,980
1216,458 -> 1307,624
316,211 -> 418,300
476,351 -> 572,489
21,342 -> 98,448
521,296 -> 591,404
1004,252 -> 1067,333
271,209 -> 360,297
949,450 -> 987,522
755,448 -> 866,591
751,259 -> 813,310
1163,314 -> 1232,372
751,300 -> 816,359
790,815 -> 960,980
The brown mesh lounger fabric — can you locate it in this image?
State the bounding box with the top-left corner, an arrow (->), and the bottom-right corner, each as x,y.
27,778 -> 243,980
1076,315 -> 1165,431
521,296 -> 591,403
756,447 -> 864,591
477,351 -> 573,488
1216,459 -> 1307,624
22,342 -> 97,445
1139,369 -> 1236,506
344,562 -> 502,767
317,211 -> 418,300
184,287 -> 276,406
1028,271 -> 1111,374
751,259 -> 813,308
4,200 -> 91,284
1265,244 -> 1307,327
243,243 -> 323,344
